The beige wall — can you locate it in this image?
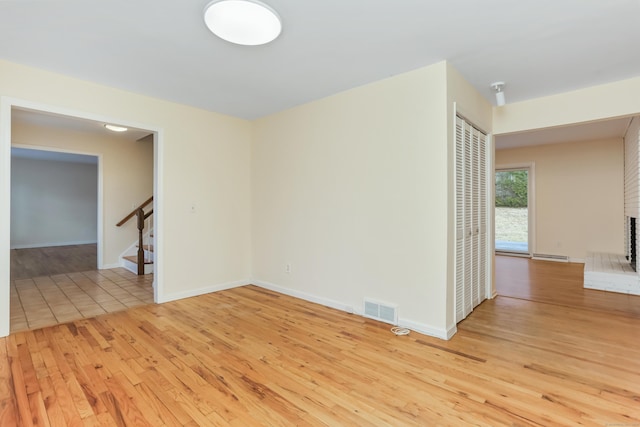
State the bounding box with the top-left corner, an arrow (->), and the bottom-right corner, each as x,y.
11,122 -> 153,265
252,62 -> 452,336
496,139 -> 624,260
0,58 -> 252,330
493,75 -> 640,135
447,63 -> 493,133
252,62 -> 492,338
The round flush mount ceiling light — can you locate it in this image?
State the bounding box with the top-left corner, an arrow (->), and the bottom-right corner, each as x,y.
104,124 -> 128,132
203,0 -> 282,46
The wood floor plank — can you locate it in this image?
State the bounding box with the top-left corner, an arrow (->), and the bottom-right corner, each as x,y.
7,335 -> 34,427
131,381 -> 180,426
137,368 -> 195,425
0,338 -> 19,427
27,391 -> 51,427
38,375 -> 66,426
102,373 -> 156,427
48,370 -> 84,427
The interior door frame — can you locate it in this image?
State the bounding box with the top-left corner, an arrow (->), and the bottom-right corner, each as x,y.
0,96 -> 164,337
494,162 -> 535,258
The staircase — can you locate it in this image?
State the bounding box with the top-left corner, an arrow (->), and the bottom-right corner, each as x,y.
116,197 -> 154,275
122,241 -> 154,275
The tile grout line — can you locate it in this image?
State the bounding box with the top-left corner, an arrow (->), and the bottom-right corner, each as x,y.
75,270 -> 141,310
10,269 -> 154,334
36,274 -> 72,328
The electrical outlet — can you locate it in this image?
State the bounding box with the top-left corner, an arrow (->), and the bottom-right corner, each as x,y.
285,264 -> 291,274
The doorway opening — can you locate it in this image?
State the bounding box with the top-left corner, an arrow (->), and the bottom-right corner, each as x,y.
11,147 -> 99,279
495,166 -> 533,256
1,99 -> 162,337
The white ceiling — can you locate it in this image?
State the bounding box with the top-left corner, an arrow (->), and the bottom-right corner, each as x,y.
1,1 -> 639,147
1,0 -> 639,120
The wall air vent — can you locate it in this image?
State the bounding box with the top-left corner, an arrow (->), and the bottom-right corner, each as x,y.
363,298 -> 398,325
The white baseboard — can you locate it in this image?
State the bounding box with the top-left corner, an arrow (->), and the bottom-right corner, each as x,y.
157,279 -> 249,304
253,280 -> 452,341
446,324 -> 458,340
10,240 -> 97,249
253,280 -> 354,313
100,262 -> 120,270
399,318 -> 456,340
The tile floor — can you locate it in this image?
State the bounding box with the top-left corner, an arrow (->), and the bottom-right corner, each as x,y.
10,268 -> 154,333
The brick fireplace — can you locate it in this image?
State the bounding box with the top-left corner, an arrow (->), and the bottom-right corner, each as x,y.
584,117 -> 640,295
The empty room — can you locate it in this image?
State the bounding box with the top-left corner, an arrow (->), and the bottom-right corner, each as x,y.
1,1 -> 639,425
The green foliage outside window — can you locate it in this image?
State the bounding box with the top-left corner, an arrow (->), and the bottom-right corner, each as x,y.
495,170 -> 528,207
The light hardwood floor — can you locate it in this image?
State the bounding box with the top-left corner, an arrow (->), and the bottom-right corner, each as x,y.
496,255 -> 640,318
1,257 -> 639,426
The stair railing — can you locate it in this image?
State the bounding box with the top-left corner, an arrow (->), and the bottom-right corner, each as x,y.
117,196 -> 153,275
144,214 -> 153,264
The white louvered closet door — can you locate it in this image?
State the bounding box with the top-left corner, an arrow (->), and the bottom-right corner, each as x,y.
477,131 -> 488,307
463,124 -> 474,317
455,115 -> 489,323
455,120 -> 466,322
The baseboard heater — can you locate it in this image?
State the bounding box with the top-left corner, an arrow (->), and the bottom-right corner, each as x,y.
496,250 -> 530,258
532,253 -> 569,262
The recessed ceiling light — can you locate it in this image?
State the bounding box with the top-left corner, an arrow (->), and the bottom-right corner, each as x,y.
104,124 -> 128,132
203,0 -> 282,46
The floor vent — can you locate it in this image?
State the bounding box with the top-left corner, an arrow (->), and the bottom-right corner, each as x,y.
364,299 -> 397,325
532,253 -> 569,263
